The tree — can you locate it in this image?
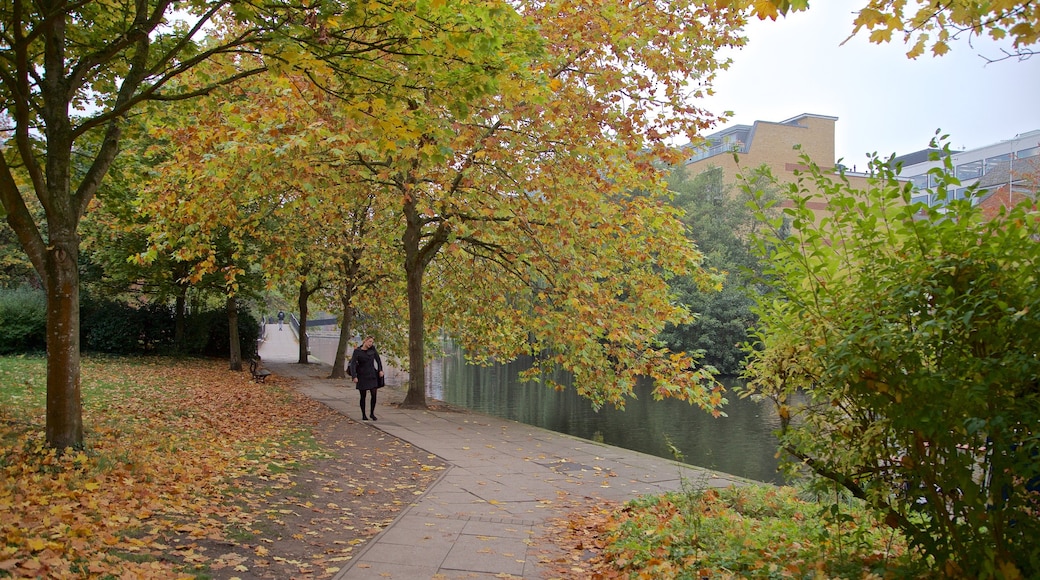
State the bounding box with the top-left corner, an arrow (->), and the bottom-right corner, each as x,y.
0,195 -> 40,289
659,166 -> 780,375
80,118 -> 204,350
753,0 -> 1040,58
741,145 -> 1040,578
125,0 -> 746,415
132,63 -> 311,370
0,1 -> 294,448
323,192 -> 403,379
128,61 -> 408,373
324,0 -> 749,410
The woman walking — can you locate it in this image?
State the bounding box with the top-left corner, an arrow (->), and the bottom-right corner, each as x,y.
348,336 -> 384,421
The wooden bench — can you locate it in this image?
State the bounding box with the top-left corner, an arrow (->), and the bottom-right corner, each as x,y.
249,357 -> 273,383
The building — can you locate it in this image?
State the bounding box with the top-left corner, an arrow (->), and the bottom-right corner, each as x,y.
682,113 -> 873,219
896,130 -> 1040,212
685,113 -> 851,178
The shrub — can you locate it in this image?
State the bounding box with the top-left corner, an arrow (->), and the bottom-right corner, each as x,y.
82,298 -> 175,354
595,485 -> 926,578
742,144 -> 1040,578
0,287 -> 47,354
0,289 -> 259,358
182,308 -> 260,358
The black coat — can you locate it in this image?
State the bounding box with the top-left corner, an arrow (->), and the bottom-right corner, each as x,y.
348,347 -> 383,391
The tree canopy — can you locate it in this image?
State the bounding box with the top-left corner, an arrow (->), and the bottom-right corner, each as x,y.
752,0 -> 1040,57
659,165 -> 779,376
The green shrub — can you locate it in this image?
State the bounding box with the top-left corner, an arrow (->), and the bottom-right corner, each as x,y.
743,143 -> 1040,578
0,287 -> 47,354
82,298 -> 175,354
182,308 -> 260,358
0,289 -> 262,358
78,291 -> 259,357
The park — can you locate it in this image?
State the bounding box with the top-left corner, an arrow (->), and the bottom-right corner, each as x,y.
1,1 -> 1038,577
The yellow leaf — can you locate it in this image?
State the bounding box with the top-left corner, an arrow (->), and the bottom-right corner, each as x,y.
753,0 -> 779,21
998,560 -> 1022,580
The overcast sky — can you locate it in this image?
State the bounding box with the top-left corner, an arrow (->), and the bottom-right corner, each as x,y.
697,1 -> 1040,171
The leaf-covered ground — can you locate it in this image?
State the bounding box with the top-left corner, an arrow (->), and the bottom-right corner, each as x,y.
0,356 -> 446,579
539,485 -> 929,579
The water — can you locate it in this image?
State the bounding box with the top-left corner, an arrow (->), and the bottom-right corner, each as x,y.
309,335 -> 786,484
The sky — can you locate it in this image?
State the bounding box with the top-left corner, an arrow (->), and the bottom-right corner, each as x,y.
696,1 -> 1040,171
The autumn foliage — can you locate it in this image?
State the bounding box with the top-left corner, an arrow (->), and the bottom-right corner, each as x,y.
542,485 -> 926,579
0,357 -> 441,578
750,0 -> 1040,57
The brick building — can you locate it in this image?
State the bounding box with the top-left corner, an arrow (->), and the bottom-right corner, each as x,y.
682,113 -> 873,220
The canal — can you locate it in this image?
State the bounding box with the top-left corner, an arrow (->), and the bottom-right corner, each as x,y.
309,335 -> 786,484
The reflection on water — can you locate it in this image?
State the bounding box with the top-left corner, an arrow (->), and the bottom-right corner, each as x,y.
309,335 -> 786,484
430,348 -> 786,485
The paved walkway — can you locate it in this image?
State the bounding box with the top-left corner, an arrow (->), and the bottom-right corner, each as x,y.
258,324 -> 752,579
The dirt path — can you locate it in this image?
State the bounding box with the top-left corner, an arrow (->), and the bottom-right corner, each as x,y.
202,406 -> 447,579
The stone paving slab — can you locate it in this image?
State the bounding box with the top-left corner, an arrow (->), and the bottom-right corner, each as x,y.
257,323 -> 755,579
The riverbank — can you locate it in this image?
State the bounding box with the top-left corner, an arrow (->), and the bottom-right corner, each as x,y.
261,326 -> 755,578
272,326 -> 926,578
306,333 -> 785,485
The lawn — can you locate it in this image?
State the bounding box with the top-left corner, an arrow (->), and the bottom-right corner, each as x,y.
0,355 -> 443,579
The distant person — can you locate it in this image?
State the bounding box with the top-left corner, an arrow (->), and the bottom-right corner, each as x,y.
347,336 -> 384,421
277,310 -> 285,331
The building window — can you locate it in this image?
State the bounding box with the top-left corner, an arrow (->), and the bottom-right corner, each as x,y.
984,153 -> 1011,174
956,160 -> 982,180
1017,146 -> 1039,159
910,174 -> 929,190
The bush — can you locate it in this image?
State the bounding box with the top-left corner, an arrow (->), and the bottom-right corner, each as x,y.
0,287 -> 47,354
742,145 -> 1040,578
589,485 -> 927,578
82,298 -> 175,354
0,290 -> 263,358
182,308 -> 260,358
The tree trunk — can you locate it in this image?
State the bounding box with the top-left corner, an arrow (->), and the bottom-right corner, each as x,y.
401,256 -> 427,408
174,289 -> 186,349
227,295 -> 242,371
400,189 -> 450,409
330,288 -> 355,379
297,280 -> 310,364
44,230 -> 84,449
